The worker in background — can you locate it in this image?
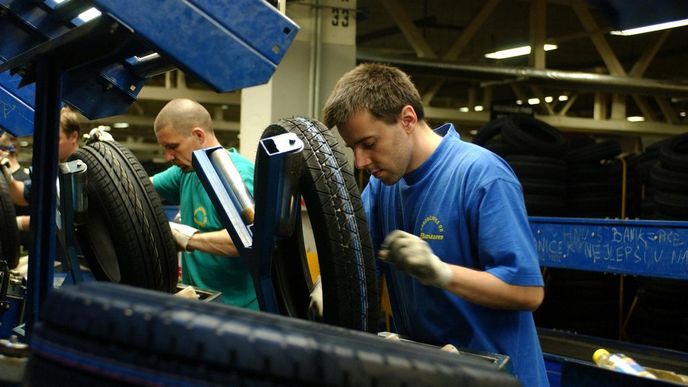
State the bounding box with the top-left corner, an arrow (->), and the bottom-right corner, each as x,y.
151,98 -> 258,309
0,106 -> 81,230
322,63 -> 549,387
0,130 -> 31,250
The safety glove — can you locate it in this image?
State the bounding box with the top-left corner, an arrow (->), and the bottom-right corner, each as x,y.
168,221 -> 198,251
380,230 -> 453,288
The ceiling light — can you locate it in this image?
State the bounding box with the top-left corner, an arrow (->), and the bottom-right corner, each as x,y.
627,116 -> 645,122
611,18 -> 688,36
459,107 -> 470,112
485,44 -> 557,59
113,122 -> 130,129
544,96 -> 554,103
680,111 -> 686,117
527,98 -> 540,105
516,100 -> 523,105
78,7 -> 102,22
474,105 -> 484,112
558,95 -> 569,102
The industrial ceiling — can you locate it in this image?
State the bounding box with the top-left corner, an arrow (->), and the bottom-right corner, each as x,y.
15,0 -> 686,167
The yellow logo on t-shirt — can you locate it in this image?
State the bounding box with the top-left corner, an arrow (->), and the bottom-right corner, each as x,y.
420,215 -> 444,241
194,206 -> 208,228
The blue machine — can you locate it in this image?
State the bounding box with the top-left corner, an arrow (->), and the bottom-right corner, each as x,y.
0,0 -> 299,337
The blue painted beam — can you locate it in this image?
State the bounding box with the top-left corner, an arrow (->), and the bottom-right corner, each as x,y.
0,71 -> 34,136
531,216 -> 688,280
88,0 -> 299,92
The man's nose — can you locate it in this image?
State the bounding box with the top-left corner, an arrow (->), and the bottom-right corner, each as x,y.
353,149 -> 370,170
164,150 -> 175,162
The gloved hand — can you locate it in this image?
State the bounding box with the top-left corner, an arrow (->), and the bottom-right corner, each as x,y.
169,221 -> 198,251
308,275 -> 323,321
0,157 -> 13,184
380,230 -> 453,288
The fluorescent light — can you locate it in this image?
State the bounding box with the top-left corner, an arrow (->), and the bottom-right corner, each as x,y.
459,107 -> 470,112
485,44 -> 557,59
544,96 -> 554,103
78,7 -> 102,22
611,18 -> 688,36
627,116 -> 645,122
474,105 -> 484,112
680,111 -> 686,117
558,95 -> 569,102
527,98 -> 540,105
516,100 -> 523,105
113,122 -> 130,129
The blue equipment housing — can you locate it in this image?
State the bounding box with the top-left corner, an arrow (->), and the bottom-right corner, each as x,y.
0,0 -> 299,136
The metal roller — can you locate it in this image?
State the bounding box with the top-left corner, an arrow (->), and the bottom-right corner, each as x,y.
210,150 -> 255,225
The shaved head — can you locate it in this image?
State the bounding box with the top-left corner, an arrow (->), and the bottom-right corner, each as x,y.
154,98 -> 213,135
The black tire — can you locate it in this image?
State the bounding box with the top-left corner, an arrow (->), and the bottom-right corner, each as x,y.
0,175 -> 19,268
472,117 -> 509,146
654,190 -> 688,217
26,282 -> 518,387
650,164 -> 688,194
70,140 -> 177,292
565,140 -> 621,163
659,133 -> 688,172
260,117 -> 378,332
503,155 -> 567,180
502,116 -> 568,156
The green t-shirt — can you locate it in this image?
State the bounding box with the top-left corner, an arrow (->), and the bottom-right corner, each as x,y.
153,148 -> 258,310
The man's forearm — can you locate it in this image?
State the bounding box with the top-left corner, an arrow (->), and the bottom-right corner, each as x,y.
8,180 -> 28,207
187,229 -> 239,256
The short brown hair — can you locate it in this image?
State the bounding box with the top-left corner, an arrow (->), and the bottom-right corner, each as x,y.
60,106 -> 81,137
323,63 -> 424,129
154,98 -> 213,135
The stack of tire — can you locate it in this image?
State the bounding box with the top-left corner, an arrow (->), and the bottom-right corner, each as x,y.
565,139 -> 624,218
649,133 -> 688,219
473,116 -> 569,216
625,133 -> 688,351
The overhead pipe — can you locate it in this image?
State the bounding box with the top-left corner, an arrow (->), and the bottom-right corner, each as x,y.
357,50 -> 688,97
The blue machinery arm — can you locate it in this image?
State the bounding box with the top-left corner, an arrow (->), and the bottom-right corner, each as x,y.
192,133 -> 305,313
0,0 -> 299,337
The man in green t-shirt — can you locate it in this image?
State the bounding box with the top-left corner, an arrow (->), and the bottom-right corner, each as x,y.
151,98 -> 258,309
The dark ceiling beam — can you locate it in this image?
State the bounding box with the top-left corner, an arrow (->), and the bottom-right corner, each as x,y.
357,51 -> 688,97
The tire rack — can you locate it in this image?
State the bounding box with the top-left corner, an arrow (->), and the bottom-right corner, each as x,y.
0,0 -> 298,337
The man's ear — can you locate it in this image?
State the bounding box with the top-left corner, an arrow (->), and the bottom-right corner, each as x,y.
399,105 -> 418,133
191,127 -> 206,144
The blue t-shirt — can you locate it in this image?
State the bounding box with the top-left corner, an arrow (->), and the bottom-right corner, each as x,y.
153,148 -> 258,309
363,124 -> 548,387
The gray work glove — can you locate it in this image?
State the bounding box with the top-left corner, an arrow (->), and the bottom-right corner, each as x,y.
308,276 -> 323,321
0,158 -> 13,184
380,230 -> 453,288
169,221 -> 198,251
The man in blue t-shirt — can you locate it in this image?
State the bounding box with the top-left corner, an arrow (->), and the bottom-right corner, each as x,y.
151,98 -> 257,309
323,63 -> 549,387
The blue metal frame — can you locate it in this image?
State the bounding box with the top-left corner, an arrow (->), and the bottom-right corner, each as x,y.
0,71 -> 35,136
192,133 -> 304,313
531,216 -> 688,280
0,0 -> 299,338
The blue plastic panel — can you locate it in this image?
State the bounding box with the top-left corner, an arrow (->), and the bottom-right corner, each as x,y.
531,216 -> 688,280
89,0 -> 299,92
0,71 -> 34,136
